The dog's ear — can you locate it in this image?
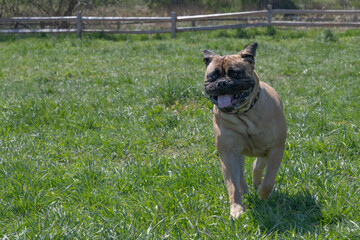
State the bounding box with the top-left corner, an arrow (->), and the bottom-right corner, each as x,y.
238,42 -> 258,65
203,49 -> 218,67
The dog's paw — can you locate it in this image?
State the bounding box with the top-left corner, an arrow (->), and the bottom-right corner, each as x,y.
230,203 -> 245,219
257,183 -> 273,200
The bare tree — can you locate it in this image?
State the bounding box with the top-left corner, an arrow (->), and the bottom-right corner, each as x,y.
28,0 -> 81,16
26,0 -> 81,28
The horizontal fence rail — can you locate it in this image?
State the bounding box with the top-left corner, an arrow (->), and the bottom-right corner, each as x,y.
0,6 -> 359,38
176,10 -> 268,21
82,16 -> 172,22
271,9 -> 360,15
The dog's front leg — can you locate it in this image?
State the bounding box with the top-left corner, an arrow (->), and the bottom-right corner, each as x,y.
219,151 -> 248,219
252,157 -> 267,188
257,146 -> 285,200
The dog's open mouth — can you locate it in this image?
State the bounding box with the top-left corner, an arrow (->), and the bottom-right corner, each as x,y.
209,88 -> 253,111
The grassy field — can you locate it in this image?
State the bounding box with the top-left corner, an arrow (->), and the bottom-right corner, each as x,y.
0,28 -> 359,239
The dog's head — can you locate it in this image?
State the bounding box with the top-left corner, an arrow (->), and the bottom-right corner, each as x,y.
203,42 -> 258,112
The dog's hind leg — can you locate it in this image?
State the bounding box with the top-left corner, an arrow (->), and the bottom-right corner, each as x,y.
257,146 -> 285,200
219,153 -> 248,219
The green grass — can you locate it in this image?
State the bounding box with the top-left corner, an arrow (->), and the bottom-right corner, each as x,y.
0,28 -> 359,239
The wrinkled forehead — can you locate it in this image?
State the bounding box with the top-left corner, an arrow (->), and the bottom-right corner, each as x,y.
208,54 -> 246,70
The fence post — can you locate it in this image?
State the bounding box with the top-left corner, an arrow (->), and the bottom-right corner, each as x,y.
76,12 -> 82,39
171,12 -> 177,39
267,4 -> 272,25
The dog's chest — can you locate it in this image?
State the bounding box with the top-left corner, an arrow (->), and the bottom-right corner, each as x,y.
214,112 -> 274,157
235,123 -> 272,157
241,131 -> 271,157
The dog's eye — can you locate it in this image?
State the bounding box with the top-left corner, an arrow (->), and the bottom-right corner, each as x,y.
228,70 -> 244,79
208,70 -> 220,81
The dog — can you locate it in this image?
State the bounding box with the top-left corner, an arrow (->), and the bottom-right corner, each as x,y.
203,42 -> 287,219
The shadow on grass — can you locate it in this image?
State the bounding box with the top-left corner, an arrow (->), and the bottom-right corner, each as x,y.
246,189 -> 322,235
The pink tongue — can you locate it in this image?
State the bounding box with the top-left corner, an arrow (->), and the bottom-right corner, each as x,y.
218,94 -> 232,108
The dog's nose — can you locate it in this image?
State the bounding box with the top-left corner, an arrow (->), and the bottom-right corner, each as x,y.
216,80 -> 229,88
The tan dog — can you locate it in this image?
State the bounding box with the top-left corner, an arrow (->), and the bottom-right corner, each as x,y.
203,42 -> 287,219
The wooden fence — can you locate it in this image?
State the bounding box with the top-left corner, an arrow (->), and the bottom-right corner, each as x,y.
0,6 -> 359,39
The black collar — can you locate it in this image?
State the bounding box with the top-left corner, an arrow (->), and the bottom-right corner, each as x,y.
244,88 -> 260,114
